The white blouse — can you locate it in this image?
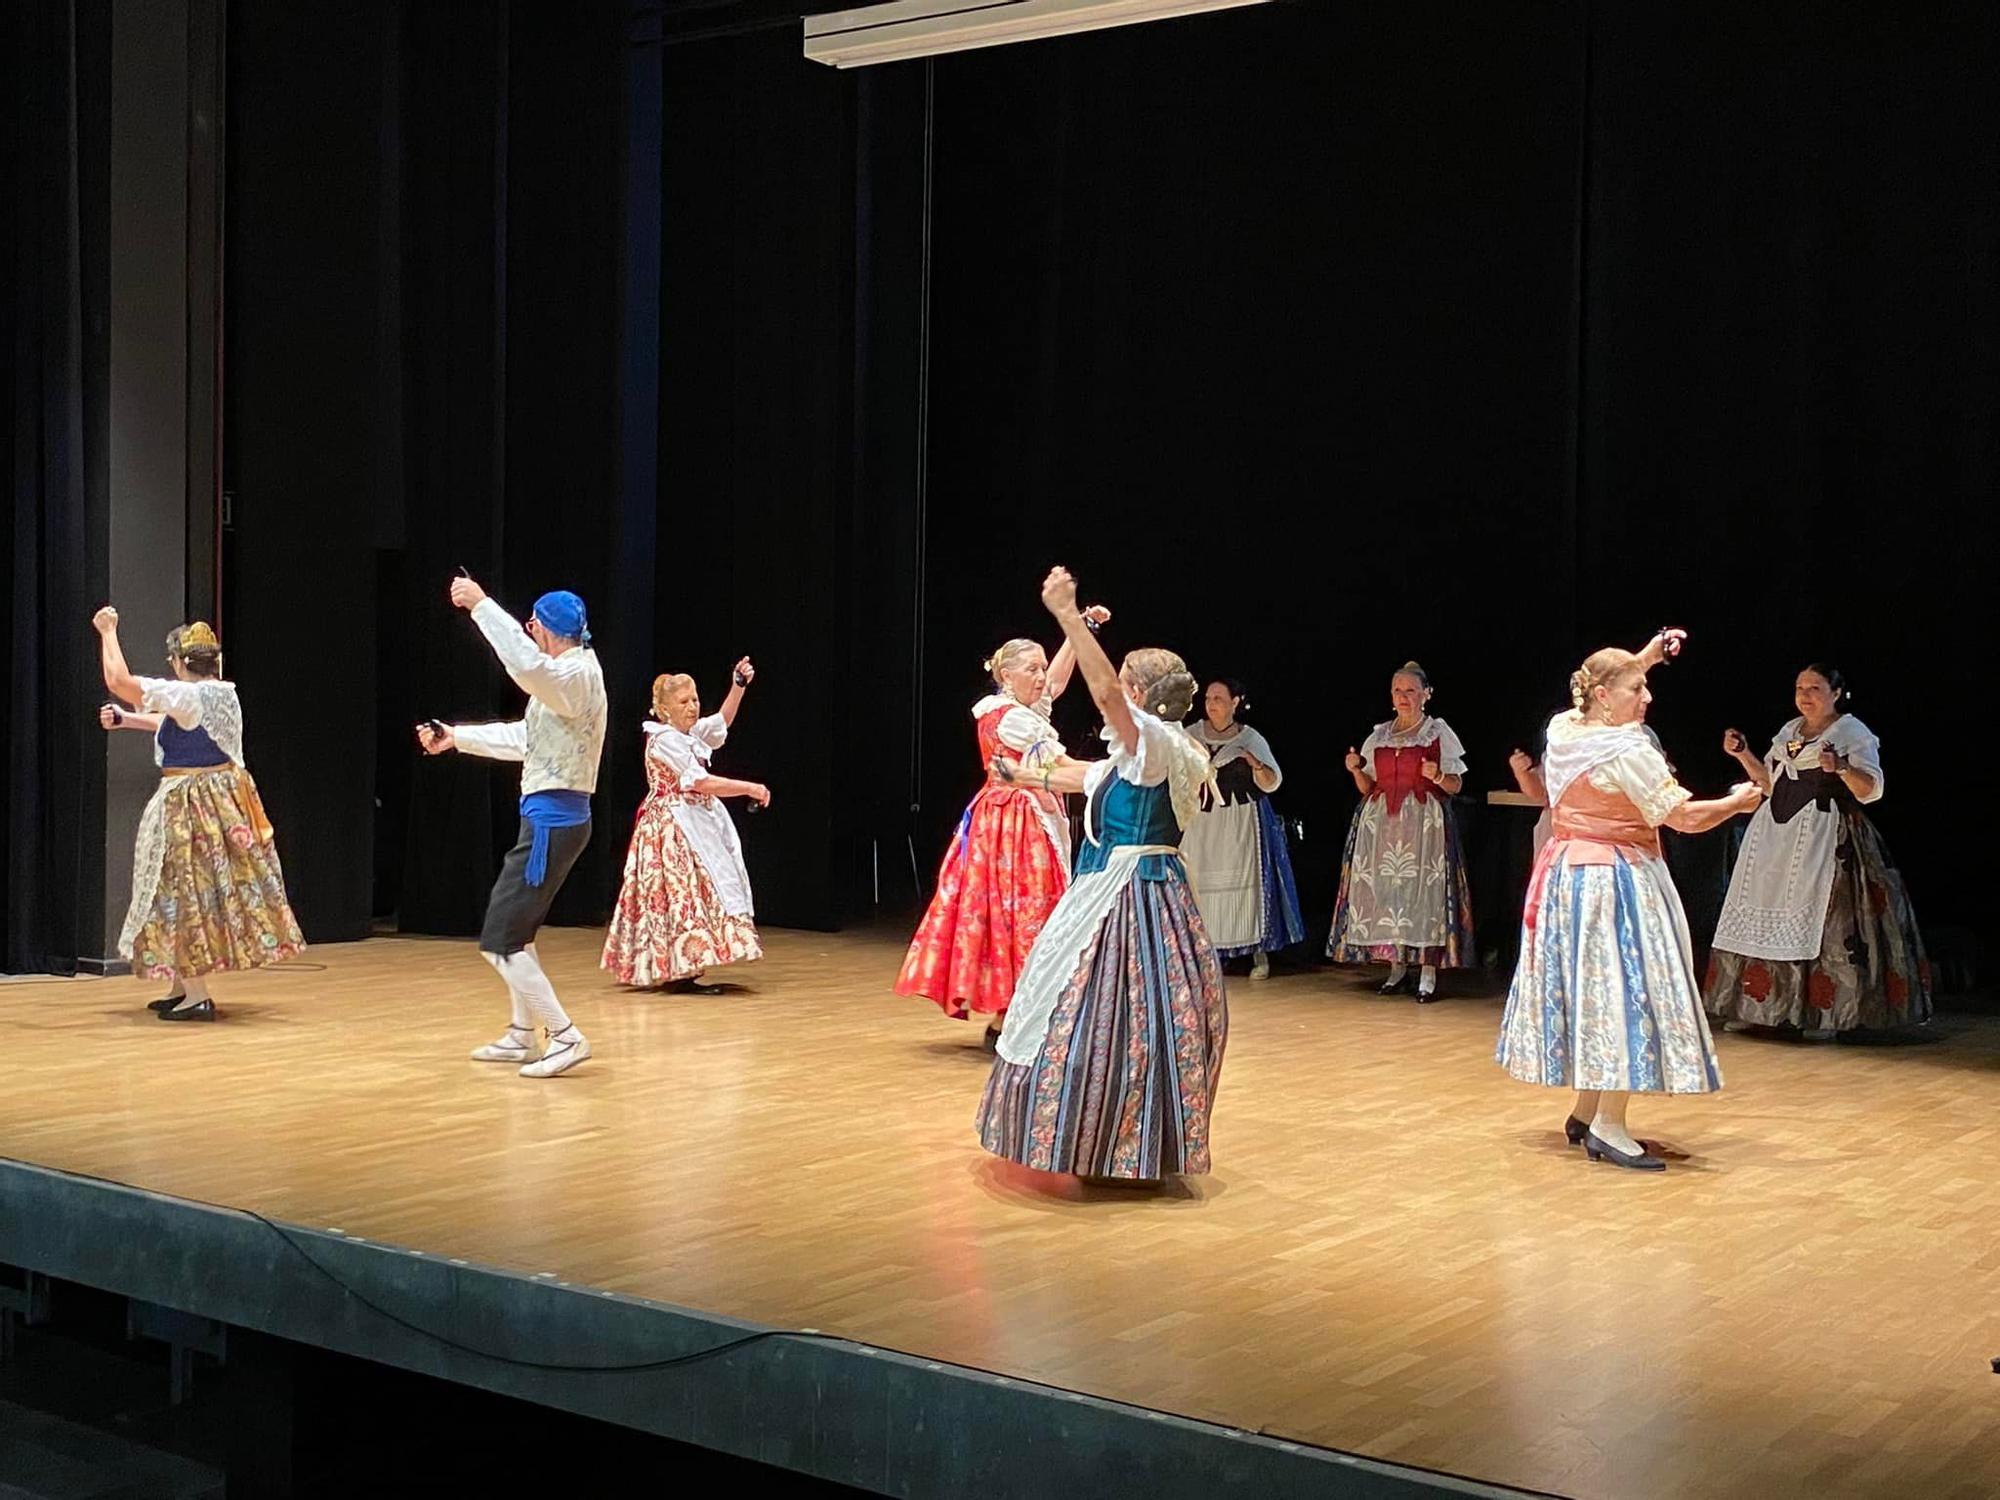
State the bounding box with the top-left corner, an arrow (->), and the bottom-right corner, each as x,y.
1763,715 -> 1884,804
1542,712 -> 1691,828
1359,715 -> 1467,776
971,692 -> 1066,764
453,598 -> 607,795
647,713 -> 729,787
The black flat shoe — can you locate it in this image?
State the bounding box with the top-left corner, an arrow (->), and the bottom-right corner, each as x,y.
1564,1115 -> 1590,1146
157,999 -> 216,1023
1377,973 -> 1413,995
1583,1131 -> 1664,1171
146,995 -> 185,1014
667,978 -> 725,996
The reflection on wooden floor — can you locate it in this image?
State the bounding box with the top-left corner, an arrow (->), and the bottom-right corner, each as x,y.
5,927 -> 1997,1500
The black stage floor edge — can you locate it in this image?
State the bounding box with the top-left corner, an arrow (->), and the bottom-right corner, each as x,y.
0,1157 -> 1540,1500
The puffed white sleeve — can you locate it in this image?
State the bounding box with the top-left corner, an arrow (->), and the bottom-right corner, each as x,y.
1434,721 -> 1468,777
1120,711 -> 1174,787
1835,721 -> 1885,804
136,677 -> 203,729
692,713 -> 730,752
1244,728 -> 1282,791
654,728 -> 706,791
1357,724 -> 1384,759
1604,739 -> 1693,827
996,704 -> 1064,767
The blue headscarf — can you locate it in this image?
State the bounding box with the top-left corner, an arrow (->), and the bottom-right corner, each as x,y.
532,590 -> 590,646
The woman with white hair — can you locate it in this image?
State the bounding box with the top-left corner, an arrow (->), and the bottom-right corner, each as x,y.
895,601 -> 1109,1039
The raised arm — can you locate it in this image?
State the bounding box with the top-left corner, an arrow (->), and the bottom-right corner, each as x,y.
1040,570 -> 1134,752
92,607 -> 145,706
1635,626 -> 1688,671
1720,728 -> 1773,794
718,657 -> 754,727
1508,749 -> 1548,805
1046,604 -> 1111,702
1344,745 -> 1376,797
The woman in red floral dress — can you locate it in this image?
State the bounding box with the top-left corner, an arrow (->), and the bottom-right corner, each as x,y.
602,659 -> 769,992
896,604 -> 1110,1040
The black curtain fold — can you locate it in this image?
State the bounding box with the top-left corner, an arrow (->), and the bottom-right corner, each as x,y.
4,0 -> 108,974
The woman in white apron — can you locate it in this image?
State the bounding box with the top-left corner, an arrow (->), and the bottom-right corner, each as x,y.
1704,664 -> 1930,1037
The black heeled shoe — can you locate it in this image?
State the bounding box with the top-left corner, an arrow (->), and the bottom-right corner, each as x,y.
1564,1115 -> 1590,1146
146,995 -> 185,1014
1377,971 -> 1413,996
157,999 -> 216,1023
1583,1131 -> 1664,1171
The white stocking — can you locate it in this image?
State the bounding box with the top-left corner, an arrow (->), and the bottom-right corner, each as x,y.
486,948 -> 574,1035
481,950 -> 534,1031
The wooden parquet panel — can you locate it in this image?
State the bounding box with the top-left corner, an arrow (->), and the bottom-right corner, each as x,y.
4,929 -> 1997,1499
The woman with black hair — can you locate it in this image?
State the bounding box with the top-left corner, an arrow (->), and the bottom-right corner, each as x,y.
1705,664 -> 1931,1036
1183,679 -> 1303,979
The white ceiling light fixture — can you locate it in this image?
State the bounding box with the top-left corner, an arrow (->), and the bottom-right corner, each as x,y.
803,0 -> 1270,69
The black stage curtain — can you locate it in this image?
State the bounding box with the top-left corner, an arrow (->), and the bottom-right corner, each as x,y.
201,0 -> 1993,955
3,0 -> 109,974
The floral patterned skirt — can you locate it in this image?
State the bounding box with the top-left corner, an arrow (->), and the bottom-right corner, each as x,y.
1326,794 -> 1475,967
602,795 -> 762,986
1496,845 -> 1721,1094
1703,813 -> 1931,1030
896,784 -> 1068,1019
976,868 -> 1227,1178
121,768 -> 304,981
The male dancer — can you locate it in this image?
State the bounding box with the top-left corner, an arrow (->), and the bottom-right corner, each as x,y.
417,575 -> 606,1078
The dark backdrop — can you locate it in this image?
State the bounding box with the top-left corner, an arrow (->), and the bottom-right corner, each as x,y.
13,0 -> 1989,971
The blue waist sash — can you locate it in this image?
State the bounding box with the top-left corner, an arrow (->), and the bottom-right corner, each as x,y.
521,789 -> 590,886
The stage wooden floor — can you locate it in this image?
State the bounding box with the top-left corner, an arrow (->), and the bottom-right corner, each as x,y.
5,929 -> 1997,1499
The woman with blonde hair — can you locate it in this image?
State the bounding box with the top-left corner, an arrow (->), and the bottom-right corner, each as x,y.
94,607 -> 304,1020
603,658 -> 768,992
1495,631 -> 1763,1170
977,567 -> 1226,1181
1327,661 -> 1474,1000
895,601 -> 1109,1039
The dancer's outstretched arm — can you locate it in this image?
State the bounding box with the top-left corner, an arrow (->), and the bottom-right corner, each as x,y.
1664,782 -> 1762,834
100,704 -> 163,734
993,753 -> 1092,797
1042,568 -> 1135,754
